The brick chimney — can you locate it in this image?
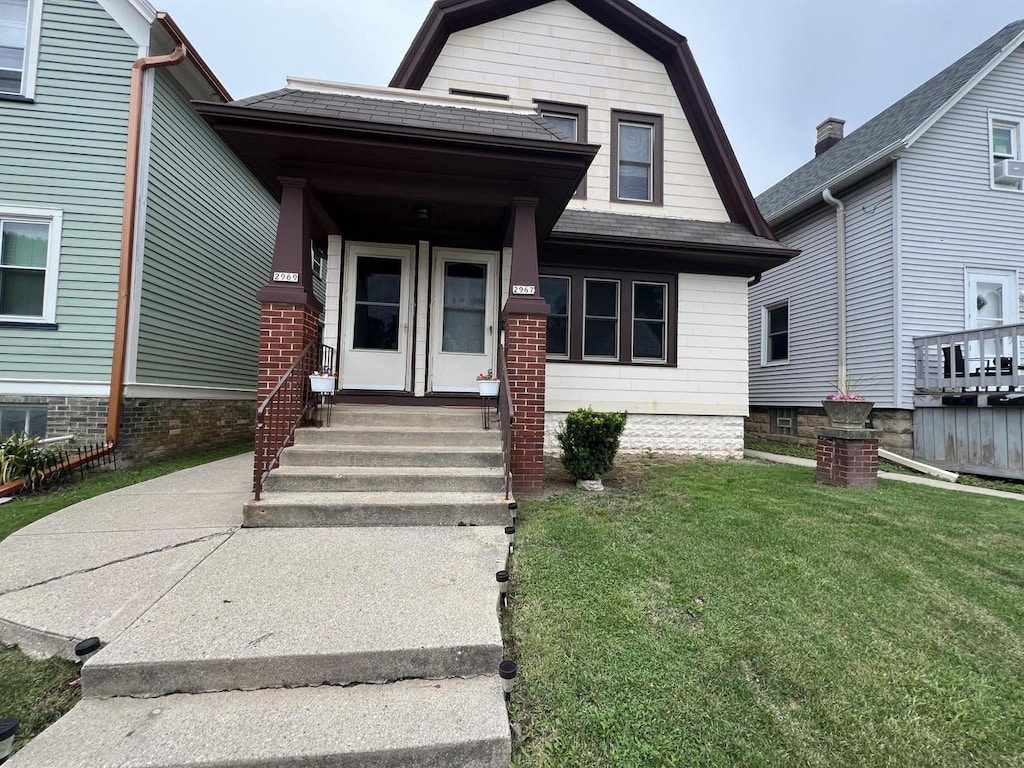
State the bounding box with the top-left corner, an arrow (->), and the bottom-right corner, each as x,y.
815,117 -> 845,156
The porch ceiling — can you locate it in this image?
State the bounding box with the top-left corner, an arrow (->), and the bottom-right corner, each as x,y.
195,101 -> 597,242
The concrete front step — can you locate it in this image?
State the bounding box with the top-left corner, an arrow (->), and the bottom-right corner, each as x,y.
264,465 -> 507,494
294,424 -> 501,448
280,444 -> 503,468
83,527 -> 508,698
8,676 -> 510,768
329,405 -> 485,429
244,491 -> 510,528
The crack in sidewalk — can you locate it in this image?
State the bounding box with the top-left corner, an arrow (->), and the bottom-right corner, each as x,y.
0,530 -> 235,598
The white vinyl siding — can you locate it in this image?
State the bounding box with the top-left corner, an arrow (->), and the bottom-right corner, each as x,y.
548,273 -> 748,416
749,171 -> 895,406
419,0 -> 729,221
899,44 -> 1024,405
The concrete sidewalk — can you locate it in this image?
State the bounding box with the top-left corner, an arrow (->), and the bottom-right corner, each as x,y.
0,453 -> 252,659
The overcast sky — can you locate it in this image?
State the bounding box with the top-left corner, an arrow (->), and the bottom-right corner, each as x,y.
157,0 -> 1023,195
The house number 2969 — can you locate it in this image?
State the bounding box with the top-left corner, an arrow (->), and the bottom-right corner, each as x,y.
511,284 -> 536,295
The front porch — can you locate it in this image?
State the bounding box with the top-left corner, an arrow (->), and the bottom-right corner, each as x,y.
914,322 -> 1024,478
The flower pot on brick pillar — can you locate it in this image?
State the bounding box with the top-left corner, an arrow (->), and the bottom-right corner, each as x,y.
822,398 -> 874,428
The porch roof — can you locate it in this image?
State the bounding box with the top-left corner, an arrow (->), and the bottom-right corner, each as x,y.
195,91 -> 598,241
545,209 -> 798,277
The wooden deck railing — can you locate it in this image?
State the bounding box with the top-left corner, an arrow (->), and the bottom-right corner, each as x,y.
497,342 -> 514,499
914,323 -> 1024,392
253,342 -> 335,500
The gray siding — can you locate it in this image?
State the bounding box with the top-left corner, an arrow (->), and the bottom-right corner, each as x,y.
135,68 -> 279,389
749,171 -> 895,406
0,0 -> 135,380
898,45 -> 1024,405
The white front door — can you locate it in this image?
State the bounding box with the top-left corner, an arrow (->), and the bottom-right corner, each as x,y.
966,271 -> 1017,364
340,243 -> 414,391
429,249 -> 499,392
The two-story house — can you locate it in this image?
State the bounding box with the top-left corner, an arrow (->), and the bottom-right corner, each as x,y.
748,19 -> 1024,479
199,0 -> 795,493
0,0 -> 281,460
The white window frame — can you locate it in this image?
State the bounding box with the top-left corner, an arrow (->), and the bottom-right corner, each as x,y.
582,277 -> 620,361
761,301 -> 789,366
0,0 -> 43,100
0,205 -> 62,323
988,112 -> 1024,191
631,280 -> 667,364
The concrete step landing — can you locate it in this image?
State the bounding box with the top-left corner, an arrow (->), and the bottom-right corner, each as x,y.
293,424 -> 500,448
7,676 -> 510,768
279,444 -> 503,468
263,465 -> 506,494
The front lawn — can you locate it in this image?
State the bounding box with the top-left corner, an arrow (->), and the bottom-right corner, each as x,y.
509,459 -> 1024,767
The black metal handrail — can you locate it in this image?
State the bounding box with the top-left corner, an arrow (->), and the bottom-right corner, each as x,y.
253,342 -> 335,500
497,342 -> 515,499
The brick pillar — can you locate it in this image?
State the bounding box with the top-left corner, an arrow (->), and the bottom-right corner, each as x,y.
505,313 -> 547,495
815,426 -> 882,489
258,303 -> 320,399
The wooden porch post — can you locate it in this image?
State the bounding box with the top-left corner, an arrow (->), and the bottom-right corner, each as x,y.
503,197 -> 549,495
256,178 -> 324,399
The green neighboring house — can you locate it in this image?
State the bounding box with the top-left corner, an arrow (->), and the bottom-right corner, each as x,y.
0,0 -> 281,459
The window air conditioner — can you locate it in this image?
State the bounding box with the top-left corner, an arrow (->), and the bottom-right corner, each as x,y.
994,159 -> 1024,183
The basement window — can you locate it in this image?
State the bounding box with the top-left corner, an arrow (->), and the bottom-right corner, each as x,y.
0,405 -> 46,438
769,408 -> 796,437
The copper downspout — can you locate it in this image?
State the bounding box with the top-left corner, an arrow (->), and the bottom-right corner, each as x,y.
105,44 -> 187,445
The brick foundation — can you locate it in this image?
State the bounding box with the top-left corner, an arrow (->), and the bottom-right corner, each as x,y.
119,398 -> 255,462
815,427 -> 881,489
505,313 -> 547,495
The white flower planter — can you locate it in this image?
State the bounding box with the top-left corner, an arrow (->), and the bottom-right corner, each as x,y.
478,380 -> 500,397
309,375 -> 337,393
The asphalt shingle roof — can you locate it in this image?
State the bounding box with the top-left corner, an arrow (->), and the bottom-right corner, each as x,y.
552,209 -> 791,251
757,19 -> 1024,222
229,89 -> 567,143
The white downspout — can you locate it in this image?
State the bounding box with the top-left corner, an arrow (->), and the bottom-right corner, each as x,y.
823,188 -> 847,388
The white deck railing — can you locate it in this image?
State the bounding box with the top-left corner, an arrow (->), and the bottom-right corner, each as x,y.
914,322 -> 1024,391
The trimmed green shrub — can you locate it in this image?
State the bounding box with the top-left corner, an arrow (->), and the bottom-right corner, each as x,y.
556,408 -> 627,481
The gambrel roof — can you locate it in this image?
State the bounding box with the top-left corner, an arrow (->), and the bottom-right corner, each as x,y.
758,19 -> 1024,224
391,0 -> 775,240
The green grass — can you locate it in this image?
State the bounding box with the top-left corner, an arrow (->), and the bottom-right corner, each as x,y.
509,459 -> 1024,767
0,440 -> 252,542
0,645 -> 80,753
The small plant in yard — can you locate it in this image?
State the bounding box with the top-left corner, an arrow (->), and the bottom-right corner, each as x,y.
556,408 -> 627,482
0,433 -> 58,491
826,374 -> 867,401
476,369 -> 497,381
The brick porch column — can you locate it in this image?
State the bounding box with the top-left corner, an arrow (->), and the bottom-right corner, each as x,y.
257,178 -> 323,399
815,426 -> 882,489
504,197 -> 549,496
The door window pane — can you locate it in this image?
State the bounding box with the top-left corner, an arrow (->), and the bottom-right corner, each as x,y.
353,256 -> 402,350
442,261 -> 486,354
540,276 -> 569,357
633,282 -> 666,361
584,279 -> 618,359
976,281 -> 1004,326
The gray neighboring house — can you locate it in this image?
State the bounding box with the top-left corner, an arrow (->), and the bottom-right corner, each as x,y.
0,0 -> 285,460
748,19 -> 1024,478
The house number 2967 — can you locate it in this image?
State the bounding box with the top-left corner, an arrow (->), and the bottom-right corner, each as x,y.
511,284 -> 536,295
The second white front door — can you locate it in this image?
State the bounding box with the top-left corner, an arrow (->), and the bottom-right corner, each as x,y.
430,249 -> 499,392
341,243 -> 414,391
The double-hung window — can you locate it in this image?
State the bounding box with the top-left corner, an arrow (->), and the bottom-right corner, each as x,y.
611,110 -> 663,205
990,116 -> 1023,189
0,207 -> 62,323
0,0 -> 40,100
762,301 -> 789,364
539,269 -> 675,365
536,101 -> 587,199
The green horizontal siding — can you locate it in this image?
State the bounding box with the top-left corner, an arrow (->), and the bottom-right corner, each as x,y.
135,68 -> 278,390
0,0 -> 135,382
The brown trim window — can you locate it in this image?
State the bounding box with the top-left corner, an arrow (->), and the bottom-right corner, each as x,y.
610,110 -> 663,205
540,268 -> 676,366
540,275 -> 570,357
536,100 -> 588,199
